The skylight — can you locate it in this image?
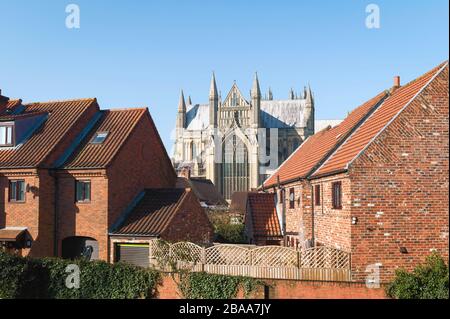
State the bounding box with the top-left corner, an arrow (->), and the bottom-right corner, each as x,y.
91,132 -> 108,144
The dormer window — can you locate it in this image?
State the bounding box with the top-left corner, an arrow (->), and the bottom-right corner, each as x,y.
91,132 -> 108,144
0,112 -> 48,148
0,124 -> 14,146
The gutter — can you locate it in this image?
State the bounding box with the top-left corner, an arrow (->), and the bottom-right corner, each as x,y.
49,168 -> 59,256
310,184 -> 315,247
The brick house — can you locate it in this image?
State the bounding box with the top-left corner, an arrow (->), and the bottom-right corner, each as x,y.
262,62 -> 449,282
0,90 -> 212,262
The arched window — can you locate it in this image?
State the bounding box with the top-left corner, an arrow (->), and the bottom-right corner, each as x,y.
191,142 -> 197,160
221,134 -> 249,200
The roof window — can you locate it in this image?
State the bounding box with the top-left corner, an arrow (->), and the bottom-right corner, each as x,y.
91,132 -> 108,144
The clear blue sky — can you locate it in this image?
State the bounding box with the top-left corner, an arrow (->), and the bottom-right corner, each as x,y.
0,0 -> 448,150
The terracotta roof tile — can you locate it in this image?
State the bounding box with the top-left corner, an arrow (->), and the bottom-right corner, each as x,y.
63,108 -> 146,169
312,61 -> 448,178
0,110 -> 48,121
111,189 -> 190,236
0,98 -> 98,168
5,99 -> 23,111
264,90 -> 388,187
247,193 -> 282,238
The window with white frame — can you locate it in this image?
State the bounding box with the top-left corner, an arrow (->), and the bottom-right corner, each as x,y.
0,124 -> 13,146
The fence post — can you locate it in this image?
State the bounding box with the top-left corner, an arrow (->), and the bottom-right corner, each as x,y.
297,250 -> 301,269
249,249 -> 253,277
201,247 -> 206,272
148,240 -> 153,267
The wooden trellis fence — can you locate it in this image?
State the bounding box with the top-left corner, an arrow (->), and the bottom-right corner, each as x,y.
149,240 -> 351,282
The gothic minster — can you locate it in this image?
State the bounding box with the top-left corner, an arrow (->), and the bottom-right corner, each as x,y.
172,73 -> 337,200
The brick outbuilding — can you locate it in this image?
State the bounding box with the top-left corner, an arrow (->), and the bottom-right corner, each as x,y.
262,61 -> 449,282
244,192 -> 283,245
109,188 -> 214,267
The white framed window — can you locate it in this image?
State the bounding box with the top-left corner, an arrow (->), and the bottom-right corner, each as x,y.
0,125 -> 13,146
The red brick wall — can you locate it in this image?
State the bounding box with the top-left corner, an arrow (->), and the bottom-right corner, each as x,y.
36,169 -> 57,257
261,279 -> 387,299
107,112 -> 176,230
161,190 -> 214,244
349,66 -> 449,282
266,180 -> 316,249
0,169 -> 55,257
310,173 -> 352,252
57,170 -> 109,260
0,171 -> 38,257
155,274 -> 387,299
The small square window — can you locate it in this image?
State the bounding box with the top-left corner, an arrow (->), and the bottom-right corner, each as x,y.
76,180 -> 91,202
91,132 -> 108,144
9,180 -> 25,202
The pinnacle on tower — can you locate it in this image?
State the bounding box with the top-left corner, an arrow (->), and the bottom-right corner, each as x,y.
178,90 -> 186,112
251,72 -> 261,98
305,85 -> 313,104
209,72 -> 218,99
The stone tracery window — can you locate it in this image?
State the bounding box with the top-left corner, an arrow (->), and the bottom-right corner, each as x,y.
221,133 -> 249,200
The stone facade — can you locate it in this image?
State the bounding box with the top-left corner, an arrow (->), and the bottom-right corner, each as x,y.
172,73 -> 318,200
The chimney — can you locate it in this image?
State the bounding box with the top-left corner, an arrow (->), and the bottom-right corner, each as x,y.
393,76 -> 401,88
178,166 -> 191,180
0,89 -> 10,114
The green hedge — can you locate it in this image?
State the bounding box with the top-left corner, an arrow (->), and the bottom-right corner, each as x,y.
214,223 -> 247,244
178,272 -> 261,299
386,253 -> 449,299
0,251 -> 160,299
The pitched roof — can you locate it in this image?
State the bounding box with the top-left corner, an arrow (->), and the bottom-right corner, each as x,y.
264,90 -> 388,187
176,177 -> 228,206
0,98 -> 98,168
0,227 -> 28,242
312,61 -> 448,178
6,99 -> 23,111
111,189 -> 192,236
63,108 -> 147,169
0,110 -> 48,121
247,193 -> 282,238
230,191 -> 249,215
